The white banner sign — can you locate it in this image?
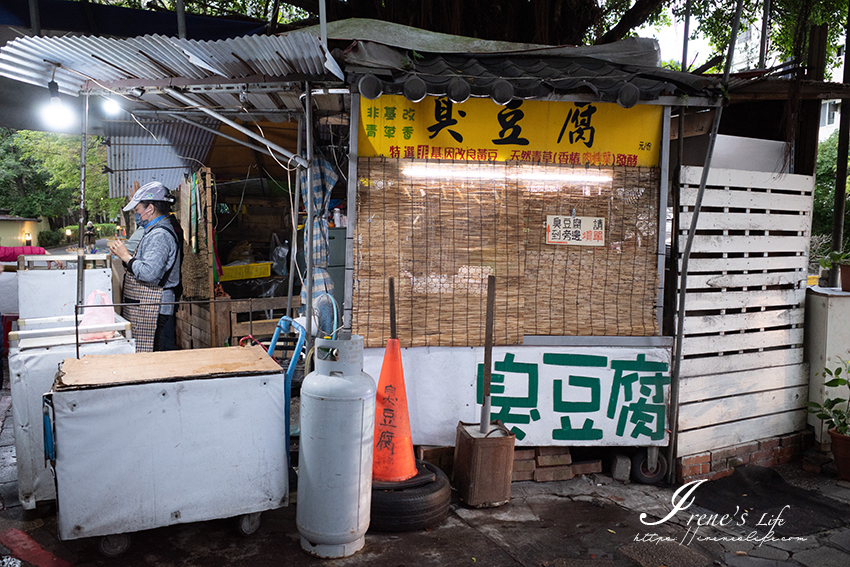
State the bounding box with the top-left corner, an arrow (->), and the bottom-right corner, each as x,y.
363,345 -> 671,447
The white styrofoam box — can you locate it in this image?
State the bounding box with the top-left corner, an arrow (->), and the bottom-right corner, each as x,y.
17,268 -> 112,319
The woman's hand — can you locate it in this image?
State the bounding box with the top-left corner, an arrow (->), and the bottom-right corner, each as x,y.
109,239 -> 132,263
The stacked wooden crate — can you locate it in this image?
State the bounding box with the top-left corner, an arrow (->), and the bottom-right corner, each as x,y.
512,447 -> 602,482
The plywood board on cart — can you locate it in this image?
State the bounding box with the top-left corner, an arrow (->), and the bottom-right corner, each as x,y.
56,345 -> 281,389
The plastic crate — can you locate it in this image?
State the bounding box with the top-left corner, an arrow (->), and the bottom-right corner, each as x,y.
220,262 -> 272,282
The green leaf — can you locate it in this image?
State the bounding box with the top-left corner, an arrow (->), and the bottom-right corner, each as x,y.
824,378 -> 848,388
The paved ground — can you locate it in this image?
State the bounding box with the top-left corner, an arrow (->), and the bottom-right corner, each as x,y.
1,357 -> 849,566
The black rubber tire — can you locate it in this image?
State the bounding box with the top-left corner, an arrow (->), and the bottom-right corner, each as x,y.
631,449 -> 668,484
369,461 -> 451,533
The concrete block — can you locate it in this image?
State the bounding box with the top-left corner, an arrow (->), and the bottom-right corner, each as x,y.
533,465 -> 573,482
536,453 -> 572,467
511,470 -> 534,482
513,448 -> 536,461
611,453 -> 630,482
571,459 -> 603,475
536,446 -> 571,456
513,459 -> 537,472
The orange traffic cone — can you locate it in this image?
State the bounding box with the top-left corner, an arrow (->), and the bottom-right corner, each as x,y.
372,280 -> 417,483
373,338 -> 417,482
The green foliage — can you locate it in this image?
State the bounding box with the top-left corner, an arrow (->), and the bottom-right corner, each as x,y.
37,229 -> 65,249
807,358 -> 850,435
671,0 -> 848,74
12,131 -> 123,220
98,1 -> 308,24
0,128 -> 57,218
819,249 -> 850,270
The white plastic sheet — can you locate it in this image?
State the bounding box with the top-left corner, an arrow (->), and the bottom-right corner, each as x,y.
17,268 -> 112,319
9,338 -> 135,509
53,372 -> 287,540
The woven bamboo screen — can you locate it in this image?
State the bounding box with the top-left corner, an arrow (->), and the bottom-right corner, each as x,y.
353,158 -> 659,348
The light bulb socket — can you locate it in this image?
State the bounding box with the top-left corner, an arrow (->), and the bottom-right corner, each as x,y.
48,80 -> 60,100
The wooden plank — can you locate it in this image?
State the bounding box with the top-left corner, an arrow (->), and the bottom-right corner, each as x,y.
682,328 -> 804,356
678,363 -> 808,404
229,296 -> 300,312
684,271 -> 805,289
682,308 -> 805,335
679,211 -> 811,233
679,255 -> 808,273
680,166 -> 815,193
231,319 -> 281,339
679,385 -> 807,431
677,409 -> 806,457
680,189 -> 813,212
679,235 -> 810,255
680,348 -> 804,377
682,288 -> 804,311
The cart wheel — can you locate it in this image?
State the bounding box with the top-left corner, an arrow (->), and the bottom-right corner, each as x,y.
631,449 -> 668,484
236,512 -> 262,536
98,534 -> 131,557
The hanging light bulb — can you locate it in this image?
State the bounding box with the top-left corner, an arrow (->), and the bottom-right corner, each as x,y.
42,80 -> 74,129
102,96 -> 122,116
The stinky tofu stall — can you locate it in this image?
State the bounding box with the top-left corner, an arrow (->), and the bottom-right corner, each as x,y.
44,345 -> 287,554
340,39 -> 721,481
8,254 -> 136,510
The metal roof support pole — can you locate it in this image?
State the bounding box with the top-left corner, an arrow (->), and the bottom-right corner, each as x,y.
176,0 -> 187,39
304,82 -> 314,348
167,113 -> 281,159
287,115 -> 303,319
166,88 -> 308,168
28,0 -> 41,36
344,94 -> 360,332
666,0 -> 744,484
76,92 -> 89,310
829,3 -> 850,287
319,0 -> 328,51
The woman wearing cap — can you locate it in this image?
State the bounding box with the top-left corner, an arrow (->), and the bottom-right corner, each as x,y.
108,181 -> 183,352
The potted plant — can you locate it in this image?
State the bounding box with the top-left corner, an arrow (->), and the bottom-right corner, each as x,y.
819,250 -> 850,291
806,359 -> 850,480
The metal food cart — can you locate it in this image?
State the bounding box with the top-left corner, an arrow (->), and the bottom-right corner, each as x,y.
44,345 -> 287,556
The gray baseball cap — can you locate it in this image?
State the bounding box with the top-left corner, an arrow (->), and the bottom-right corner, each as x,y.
123,181 -> 173,211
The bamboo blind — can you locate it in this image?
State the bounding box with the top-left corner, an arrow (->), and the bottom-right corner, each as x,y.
353,158 -> 659,348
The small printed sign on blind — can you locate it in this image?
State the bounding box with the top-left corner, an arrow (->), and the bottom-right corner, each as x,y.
546,215 -> 605,246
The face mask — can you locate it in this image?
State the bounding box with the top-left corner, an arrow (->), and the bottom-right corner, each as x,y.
134,212 -> 143,227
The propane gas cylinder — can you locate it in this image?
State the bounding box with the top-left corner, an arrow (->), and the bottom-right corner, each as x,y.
296,334 -> 376,558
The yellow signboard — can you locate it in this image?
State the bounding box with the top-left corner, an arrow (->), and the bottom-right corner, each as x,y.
358,95 -> 662,167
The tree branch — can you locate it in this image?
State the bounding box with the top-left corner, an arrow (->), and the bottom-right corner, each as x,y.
595,0 -> 666,45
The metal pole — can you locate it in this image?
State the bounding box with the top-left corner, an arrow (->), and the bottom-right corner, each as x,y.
305,83 -> 314,348
319,0 -> 328,50
176,0 -> 187,39
344,93 -> 359,332
829,4 -> 850,287
759,0 -> 771,69
167,114 -> 281,158
166,89 -> 308,168
287,116 -> 303,318
77,93 -> 89,307
27,0 -> 41,36
666,0 -> 744,484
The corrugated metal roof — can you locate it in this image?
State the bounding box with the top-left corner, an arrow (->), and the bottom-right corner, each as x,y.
0,31 -> 343,97
103,119 -> 217,199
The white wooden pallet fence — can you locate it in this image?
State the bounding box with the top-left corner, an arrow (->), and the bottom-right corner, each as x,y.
676,166 -> 814,457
